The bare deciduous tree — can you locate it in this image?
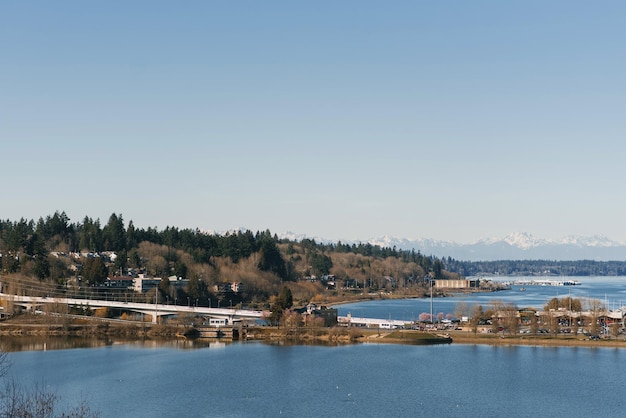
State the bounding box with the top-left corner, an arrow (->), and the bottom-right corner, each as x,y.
0,350 -> 100,417
469,304 -> 484,335
491,301 -> 519,335
585,298 -> 605,336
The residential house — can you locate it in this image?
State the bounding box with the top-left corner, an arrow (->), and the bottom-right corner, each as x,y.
213,282 -> 244,294
297,303 -> 338,327
106,276 -> 134,289
133,274 -> 162,293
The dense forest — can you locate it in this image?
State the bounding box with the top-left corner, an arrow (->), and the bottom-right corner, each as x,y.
0,212 -> 456,309
444,258 -> 626,277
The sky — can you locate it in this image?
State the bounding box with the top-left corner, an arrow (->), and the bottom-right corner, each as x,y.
2,1 -> 625,244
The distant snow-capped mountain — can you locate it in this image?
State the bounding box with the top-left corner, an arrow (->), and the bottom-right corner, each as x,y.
366,233 -> 626,261
501,232 -> 546,249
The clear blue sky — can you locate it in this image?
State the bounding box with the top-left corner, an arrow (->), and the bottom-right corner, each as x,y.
2,1 -> 625,243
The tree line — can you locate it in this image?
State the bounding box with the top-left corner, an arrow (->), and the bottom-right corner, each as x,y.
443,258 -> 626,277
0,211 -> 447,280
0,212 -> 288,281
0,212 -> 455,310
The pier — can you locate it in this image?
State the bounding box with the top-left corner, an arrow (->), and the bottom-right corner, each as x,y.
511,279 -> 581,286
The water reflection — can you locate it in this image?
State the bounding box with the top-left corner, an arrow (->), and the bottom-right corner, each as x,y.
0,336 -> 231,352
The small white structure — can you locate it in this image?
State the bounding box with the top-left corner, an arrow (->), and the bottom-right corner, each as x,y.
209,318 -> 228,327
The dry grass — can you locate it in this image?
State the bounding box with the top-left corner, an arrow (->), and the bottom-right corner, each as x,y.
447,330 -> 626,348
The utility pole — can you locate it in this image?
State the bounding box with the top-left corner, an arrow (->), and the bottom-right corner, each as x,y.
430,278 -> 433,324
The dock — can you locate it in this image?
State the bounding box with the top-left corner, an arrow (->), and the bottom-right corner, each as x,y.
183,326 -> 240,340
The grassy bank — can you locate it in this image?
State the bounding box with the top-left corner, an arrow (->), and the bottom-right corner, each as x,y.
362,329 -> 452,345
447,330 -> 626,348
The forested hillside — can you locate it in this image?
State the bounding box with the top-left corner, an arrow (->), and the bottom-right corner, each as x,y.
0,212 -> 458,308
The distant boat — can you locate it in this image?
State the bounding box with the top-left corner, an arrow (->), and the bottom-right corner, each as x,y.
519,287 -> 526,292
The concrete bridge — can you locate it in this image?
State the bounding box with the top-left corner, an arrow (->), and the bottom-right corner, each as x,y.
0,292 -> 267,324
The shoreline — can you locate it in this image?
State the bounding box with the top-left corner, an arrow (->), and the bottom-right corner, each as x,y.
2,314 -> 626,349
2,327 -> 626,350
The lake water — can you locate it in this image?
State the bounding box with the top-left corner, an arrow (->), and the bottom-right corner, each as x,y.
6,340 -> 626,417
5,276 -> 626,417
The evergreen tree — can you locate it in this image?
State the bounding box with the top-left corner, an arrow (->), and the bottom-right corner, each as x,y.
103,213 -> 126,252
82,257 -> 108,286
114,249 -> 127,273
311,252 -> 333,276
128,248 -> 141,268
433,259 -> 444,280
126,220 -> 138,249
258,237 -> 288,279
32,255 -> 50,280
78,217 -> 102,252
268,286 -> 293,325
159,276 -> 171,299
186,276 -> 202,302
277,286 -> 293,310
174,260 -> 187,279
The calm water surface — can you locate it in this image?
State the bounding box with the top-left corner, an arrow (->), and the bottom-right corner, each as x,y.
6,341 -> 626,417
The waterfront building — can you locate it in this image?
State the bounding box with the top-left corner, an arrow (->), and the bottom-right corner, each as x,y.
434,279 -> 479,289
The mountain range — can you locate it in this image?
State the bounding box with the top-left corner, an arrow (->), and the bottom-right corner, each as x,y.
367,232 -> 626,262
